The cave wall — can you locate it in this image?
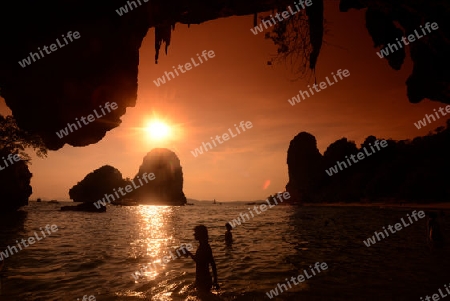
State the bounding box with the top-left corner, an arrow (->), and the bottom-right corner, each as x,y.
0,0 -> 448,151
0,0 -> 294,150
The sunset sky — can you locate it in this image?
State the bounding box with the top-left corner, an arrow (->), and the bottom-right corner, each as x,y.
1,3 -> 447,202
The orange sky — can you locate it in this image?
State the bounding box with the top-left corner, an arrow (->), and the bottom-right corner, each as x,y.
1,3 -> 446,201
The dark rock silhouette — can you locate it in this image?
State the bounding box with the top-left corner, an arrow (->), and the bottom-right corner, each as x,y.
0,148 -> 32,213
4,1 -> 448,149
340,0 -> 450,104
67,149 -> 186,208
69,165 -> 130,203
131,148 -> 187,206
286,120 -> 450,203
286,132 -> 324,203
0,115 -> 47,213
0,0 -> 318,150
321,138 -> 361,202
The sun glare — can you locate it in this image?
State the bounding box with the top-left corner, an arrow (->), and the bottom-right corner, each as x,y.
145,120 -> 171,141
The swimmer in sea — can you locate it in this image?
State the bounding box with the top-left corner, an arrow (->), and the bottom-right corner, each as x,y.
427,212 -> 444,248
225,223 -> 233,246
184,225 -> 219,292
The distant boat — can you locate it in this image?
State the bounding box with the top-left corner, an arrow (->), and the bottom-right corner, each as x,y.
36,198 -> 41,203
186,203 -> 194,206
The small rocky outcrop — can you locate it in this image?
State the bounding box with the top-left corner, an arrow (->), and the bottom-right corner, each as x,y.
69,165 -> 130,203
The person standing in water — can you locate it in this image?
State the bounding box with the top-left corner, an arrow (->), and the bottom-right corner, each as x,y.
427,212 -> 444,248
225,223 -> 233,246
184,225 -> 219,291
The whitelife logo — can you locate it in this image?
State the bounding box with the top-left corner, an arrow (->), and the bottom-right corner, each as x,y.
228,192 -> 290,228
376,22 -> 439,58
414,105 -> 450,129
55,102 -> 118,139
266,262 -> 328,299
0,153 -> 22,171
0,224 -> 59,261
93,172 -> 155,209
131,243 -> 193,280
420,283 -> 450,301
325,139 -> 388,176
18,31 -> 81,68
190,121 -> 253,158
153,50 -> 215,87
115,0 -> 148,16
287,69 -> 350,106
250,0 -> 313,35
363,210 -> 425,247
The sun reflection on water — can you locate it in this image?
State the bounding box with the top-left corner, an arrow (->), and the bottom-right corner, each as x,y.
132,205 -> 173,280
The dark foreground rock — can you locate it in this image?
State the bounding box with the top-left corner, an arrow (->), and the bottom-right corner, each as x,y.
0,149 -> 32,213
1,1 -> 447,150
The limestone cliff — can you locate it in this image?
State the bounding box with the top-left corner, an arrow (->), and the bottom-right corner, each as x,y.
132,148 -> 186,205
286,132 -> 324,203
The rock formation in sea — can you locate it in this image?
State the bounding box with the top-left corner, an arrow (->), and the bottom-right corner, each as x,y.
286,132 -> 324,203
1,0 -> 447,150
131,148 -> 187,206
69,165 -> 130,203
67,149 -> 186,208
286,120 -> 450,204
0,115 -> 47,213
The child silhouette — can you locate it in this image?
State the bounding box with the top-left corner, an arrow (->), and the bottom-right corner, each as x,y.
184,225 -> 219,292
225,223 -> 233,246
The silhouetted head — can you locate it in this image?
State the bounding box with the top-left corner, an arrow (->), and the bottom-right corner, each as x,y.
225,223 -> 232,231
194,225 -> 209,243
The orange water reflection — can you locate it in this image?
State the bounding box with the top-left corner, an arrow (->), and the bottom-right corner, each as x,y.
132,205 -> 173,280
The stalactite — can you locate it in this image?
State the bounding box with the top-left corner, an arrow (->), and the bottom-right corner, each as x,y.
154,23 -> 174,64
305,0 -> 324,70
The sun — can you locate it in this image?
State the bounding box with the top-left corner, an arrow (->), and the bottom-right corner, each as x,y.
145,120 -> 171,141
